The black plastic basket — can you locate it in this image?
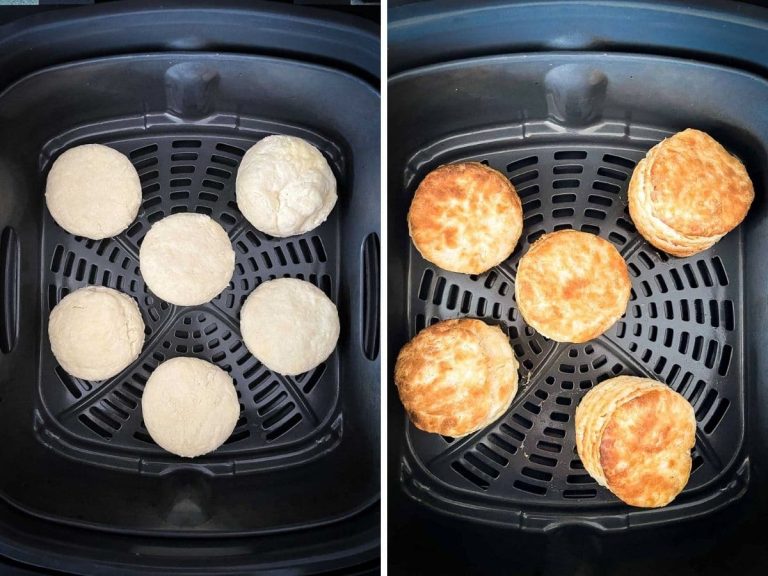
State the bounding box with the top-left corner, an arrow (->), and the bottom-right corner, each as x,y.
389,52 -> 766,532
0,2 -> 379,573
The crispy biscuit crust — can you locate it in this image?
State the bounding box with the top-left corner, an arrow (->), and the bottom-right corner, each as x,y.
408,162 -> 523,274
576,376 -> 661,486
575,376 -> 695,508
600,388 -> 695,507
395,318 -> 519,437
628,129 -> 753,256
515,230 -> 631,343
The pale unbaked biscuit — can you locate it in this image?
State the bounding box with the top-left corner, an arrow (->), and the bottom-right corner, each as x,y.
240,278 -> 339,376
139,213 -> 235,306
142,357 -> 240,458
628,129 -> 754,257
408,162 -> 523,275
515,230 -> 631,343
395,318 -> 519,437
236,135 -> 337,237
46,144 -> 141,240
575,376 -> 696,508
49,286 -> 145,381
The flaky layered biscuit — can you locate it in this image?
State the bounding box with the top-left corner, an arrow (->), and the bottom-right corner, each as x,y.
395,318 -> 519,437
628,129 -> 754,257
575,376 -> 696,508
576,376 -> 662,486
408,162 -> 523,274
515,230 -> 631,343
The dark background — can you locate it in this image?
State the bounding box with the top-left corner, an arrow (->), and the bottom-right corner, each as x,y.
0,0 -> 380,26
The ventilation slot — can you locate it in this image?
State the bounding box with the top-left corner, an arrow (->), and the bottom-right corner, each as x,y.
696,389 -> 718,421
452,461 -> 490,489
0,227 -> 19,353
537,440 -> 562,453
553,165 -> 583,175
55,365 -> 83,399
476,443 -> 508,466
563,489 -> 597,499
566,474 -> 594,484
302,363 -> 326,394
554,150 -> 587,160
704,399 -> 730,434
596,167 -> 627,181
488,433 -> 517,455
465,453 -> 500,478
362,233 -> 380,361
79,414 -> 111,438
529,454 -> 557,468
513,480 -> 547,495
215,142 -> 245,156
507,156 -> 538,172
172,139 -> 202,149
130,144 -> 158,159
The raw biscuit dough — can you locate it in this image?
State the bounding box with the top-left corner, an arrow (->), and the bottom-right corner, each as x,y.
240,278 -> 340,376
139,213 -> 235,306
46,144 -> 141,240
141,357 -> 240,458
235,135 -> 337,237
48,286 -> 145,381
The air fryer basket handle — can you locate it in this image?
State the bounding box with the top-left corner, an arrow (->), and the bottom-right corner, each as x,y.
0,227 -> 19,355
361,232 -> 380,361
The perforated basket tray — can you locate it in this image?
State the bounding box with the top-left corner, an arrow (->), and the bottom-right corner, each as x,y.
388,53 -> 767,532
37,122 -> 344,475
0,50 -> 379,540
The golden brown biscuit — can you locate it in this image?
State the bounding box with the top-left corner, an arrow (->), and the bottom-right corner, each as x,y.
575,376 -> 696,508
628,129 -> 754,257
515,230 -> 631,343
576,376 -> 661,486
395,318 -> 519,437
408,162 -> 523,274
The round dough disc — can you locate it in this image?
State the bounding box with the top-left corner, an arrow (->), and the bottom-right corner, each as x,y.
49,286 -> 145,381
46,144 -> 141,240
142,357 -> 240,458
139,213 -> 235,306
235,135 -> 337,237
240,278 -> 339,376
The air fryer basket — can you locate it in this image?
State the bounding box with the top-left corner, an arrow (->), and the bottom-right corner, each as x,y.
0,4 -> 379,572
389,54 -> 767,531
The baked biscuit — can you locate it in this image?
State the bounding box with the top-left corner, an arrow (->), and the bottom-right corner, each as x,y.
575,376 -> 696,508
515,230 -> 631,343
628,129 -> 754,257
395,318 -> 519,437
408,162 -> 523,274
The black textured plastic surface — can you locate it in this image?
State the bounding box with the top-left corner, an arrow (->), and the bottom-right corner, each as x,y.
401,139 -> 747,530
37,124 -> 344,475
0,52 -> 378,542
388,52 -> 768,533
0,6 -> 379,573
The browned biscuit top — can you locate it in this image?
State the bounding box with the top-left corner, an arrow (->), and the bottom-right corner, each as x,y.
394,318 -> 518,437
599,387 -> 696,508
515,230 -> 631,343
408,162 -> 523,274
648,128 -> 754,237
